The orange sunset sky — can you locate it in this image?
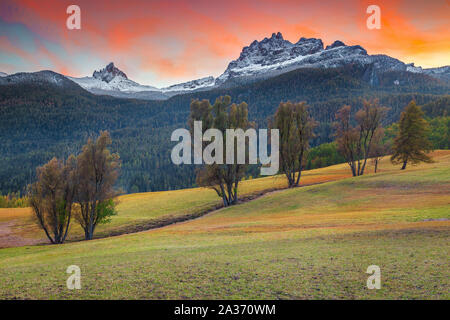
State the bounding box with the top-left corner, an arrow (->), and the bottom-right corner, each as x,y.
0,0 -> 449,87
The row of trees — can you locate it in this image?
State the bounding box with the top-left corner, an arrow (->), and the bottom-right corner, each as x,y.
2,66 -> 446,196
191,96 -> 434,207
30,131 -> 120,244
188,97 -> 320,206
335,100 -> 433,174
30,97 -> 435,243
334,100 -> 389,176
0,192 -> 28,208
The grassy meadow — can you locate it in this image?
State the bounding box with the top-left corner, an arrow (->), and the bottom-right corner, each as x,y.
0,159 -> 349,247
0,151 -> 448,299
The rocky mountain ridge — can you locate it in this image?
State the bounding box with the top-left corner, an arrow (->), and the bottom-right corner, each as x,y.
1,32 -> 448,99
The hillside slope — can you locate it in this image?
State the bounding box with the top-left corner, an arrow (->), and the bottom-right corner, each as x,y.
1,158 -> 351,248
0,151 -> 448,299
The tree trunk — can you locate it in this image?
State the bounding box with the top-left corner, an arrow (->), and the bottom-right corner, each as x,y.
222,195 -> 229,207
374,159 -> 378,173
232,182 -> 238,204
360,158 -> 368,176
294,170 -> 301,187
61,210 -> 71,243
349,162 -> 357,177
293,156 -> 303,187
401,160 -> 407,170
285,169 -> 295,188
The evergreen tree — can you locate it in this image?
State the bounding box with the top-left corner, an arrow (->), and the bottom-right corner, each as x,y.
391,101 -> 433,170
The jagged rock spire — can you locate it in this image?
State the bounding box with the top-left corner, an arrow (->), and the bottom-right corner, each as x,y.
93,62 -> 128,83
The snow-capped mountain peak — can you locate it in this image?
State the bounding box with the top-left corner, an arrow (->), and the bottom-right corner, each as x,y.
92,62 -> 128,83
0,70 -> 79,88
69,62 -> 160,95
0,72 -> 8,77
232,32 -> 324,71
26,31 -> 447,100
325,40 -> 346,50
69,62 -> 217,99
215,33 -> 379,85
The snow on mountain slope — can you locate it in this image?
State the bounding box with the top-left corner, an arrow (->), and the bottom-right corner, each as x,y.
93,62 -> 128,82
215,32 -> 408,85
70,75 -> 159,92
3,32 -> 448,101
0,70 -> 80,89
65,34 -> 450,99
423,66 -> 450,82
69,62 -> 160,93
161,76 -> 215,92
69,62 -> 217,99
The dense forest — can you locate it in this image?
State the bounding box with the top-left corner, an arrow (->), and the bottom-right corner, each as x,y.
1,65 -> 449,194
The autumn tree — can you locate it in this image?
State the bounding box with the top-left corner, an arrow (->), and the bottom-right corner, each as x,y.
335,100 -> 388,176
271,101 -> 316,187
189,96 -> 252,206
75,131 -> 120,240
29,156 -> 77,244
369,128 -> 389,173
391,101 -> 433,170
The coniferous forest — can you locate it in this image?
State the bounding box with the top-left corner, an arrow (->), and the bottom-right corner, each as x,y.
1,65 -> 449,195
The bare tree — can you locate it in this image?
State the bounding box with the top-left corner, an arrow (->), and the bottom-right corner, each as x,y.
335,105 -> 359,176
75,131 -> 120,240
335,100 -> 388,176
369,128 -> 389,173
29,156 -> 76,244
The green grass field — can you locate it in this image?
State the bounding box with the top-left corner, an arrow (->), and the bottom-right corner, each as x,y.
0,151 -> 448,299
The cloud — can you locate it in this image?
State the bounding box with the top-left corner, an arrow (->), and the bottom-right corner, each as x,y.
0,0 -> 448,86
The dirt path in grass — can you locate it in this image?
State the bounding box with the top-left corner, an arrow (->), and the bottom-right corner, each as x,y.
122,181 -> 322,235
3,151 -> 450,248
103,185 -> 293,238
0,182 -> 320,248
